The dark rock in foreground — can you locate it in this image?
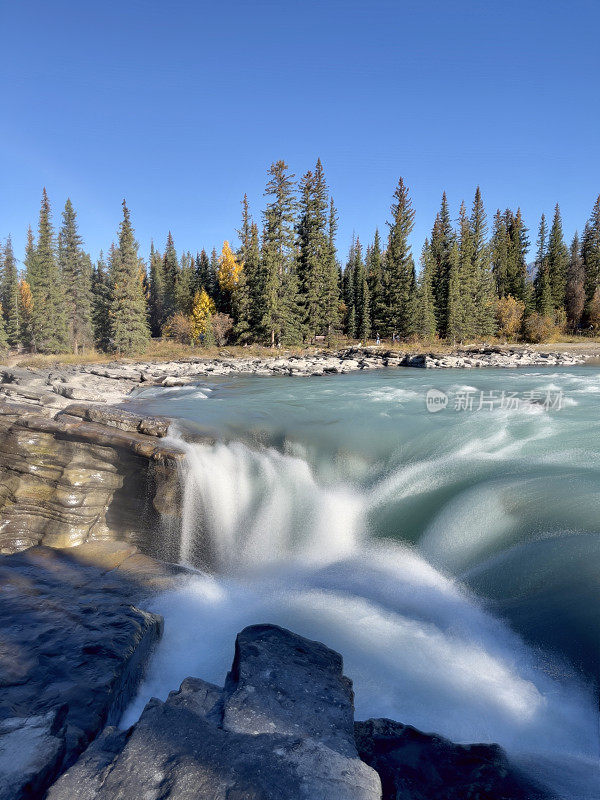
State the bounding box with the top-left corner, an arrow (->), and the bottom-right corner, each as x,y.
48,624 -> 382,800
0,544 -> 167,800
355,717 -> 554,800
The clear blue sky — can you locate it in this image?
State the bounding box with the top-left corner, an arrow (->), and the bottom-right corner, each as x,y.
1,0 -> 599,270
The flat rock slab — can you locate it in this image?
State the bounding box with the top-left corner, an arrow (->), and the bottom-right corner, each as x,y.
355,718 -> 554,800
49,624 -> 381,800
0,544 -> 165,800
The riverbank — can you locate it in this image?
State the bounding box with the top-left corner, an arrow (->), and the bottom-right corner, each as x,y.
0,344 -> 597,411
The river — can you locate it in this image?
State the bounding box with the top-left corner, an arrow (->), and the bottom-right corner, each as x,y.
121,367 -> 600,798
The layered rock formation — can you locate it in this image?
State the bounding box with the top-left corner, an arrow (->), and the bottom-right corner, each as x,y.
0,396 -> 183,556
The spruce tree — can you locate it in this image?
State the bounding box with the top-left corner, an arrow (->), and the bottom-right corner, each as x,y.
259,160 -> 300,346
470,187 -> 496,337
176,251 -> 195,315
235,195 -> 258,340
148,242 -> 165,336
446,240 -> 463,343
582,196 -> 600,303
2,237 -> 20,347
351,239 -> 370,341
506,208 -> 529,302
491,209 -> 509,297
162,232 -> 179,317
455,200 -> 477,339
297,161 -> 329,341
367,229 -> 385,336
343,238 -> 357,337
429,193 -> 455,336
323,197 -> 340,342
28,189 -> 68,352
91,250 -> 112,351
59,199 -> 93,353
384,178 -> 417,339
194,249 -> 212,296
565,233 -> 585,331
415,241 -> 438,340
109,200 -> 150,355
546,204 -> 569,310
534,214 -> 553,316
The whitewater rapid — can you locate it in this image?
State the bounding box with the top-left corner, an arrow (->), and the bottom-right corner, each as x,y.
122,434 -> 598,798
120,368 -> 600,797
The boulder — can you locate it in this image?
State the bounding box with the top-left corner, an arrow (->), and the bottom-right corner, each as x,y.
49,625 -> 381,800
0,544 -> 164,800
355,718 -> 553,800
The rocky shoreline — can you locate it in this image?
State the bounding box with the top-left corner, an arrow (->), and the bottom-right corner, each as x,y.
1,346 -> 593,408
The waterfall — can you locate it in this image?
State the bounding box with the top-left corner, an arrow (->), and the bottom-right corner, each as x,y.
171,436 -> 364,572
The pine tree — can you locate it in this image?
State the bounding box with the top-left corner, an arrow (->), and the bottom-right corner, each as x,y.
176,251 -> 195,315
454,200 -> 477,339
565,233 -> 585,331
429,193 -> 455,337
162,232 -> 179,317
534,214 -> 553,316
384,178 -> 417,338
28,189 -> 68,352
352,239 -> 371,341
194,249 -> 212,295
59,199 -> 93,353
546,204 -> 569,310
415,241 -> 438,340
506,208 -> 529,302
491,209 -> 509,297
470,187 -> 496,337
297,159 -> 330,341
258,160 -> 300,346
324,197 -> 340,342
245,223 -> 261,336
582,196 -> 600,304
343,238 -> 357,337
148,242 -> 165,336
445,241 -> 463,343
2,237 -> 20,347
91,250 -> 112,351
234,195 -> 256,341
109,200 -> 150,354
367,229 -> 385,336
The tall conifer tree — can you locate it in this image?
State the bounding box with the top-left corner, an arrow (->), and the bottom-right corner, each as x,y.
109,201 -> 149,354
547,204 -> 569,310
385,178 -> 417,338
259,160 -> 300,345
92,250 -> 112,351
27,189 -> 68,352
2,237 -> 20,347
565,232 -> 585,330
59,199 -> 93,352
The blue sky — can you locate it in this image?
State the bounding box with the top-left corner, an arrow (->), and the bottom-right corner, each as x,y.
1,0 -> 599,269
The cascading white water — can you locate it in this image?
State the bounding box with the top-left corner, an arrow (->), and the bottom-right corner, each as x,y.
173,436 -> 364,570
123,432 -> 599,798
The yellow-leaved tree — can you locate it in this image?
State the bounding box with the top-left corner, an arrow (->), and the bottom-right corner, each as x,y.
217,241 -> 243,294
190,289 -> 216,343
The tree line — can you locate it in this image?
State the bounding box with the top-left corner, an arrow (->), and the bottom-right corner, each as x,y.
1,161 -> 599,354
